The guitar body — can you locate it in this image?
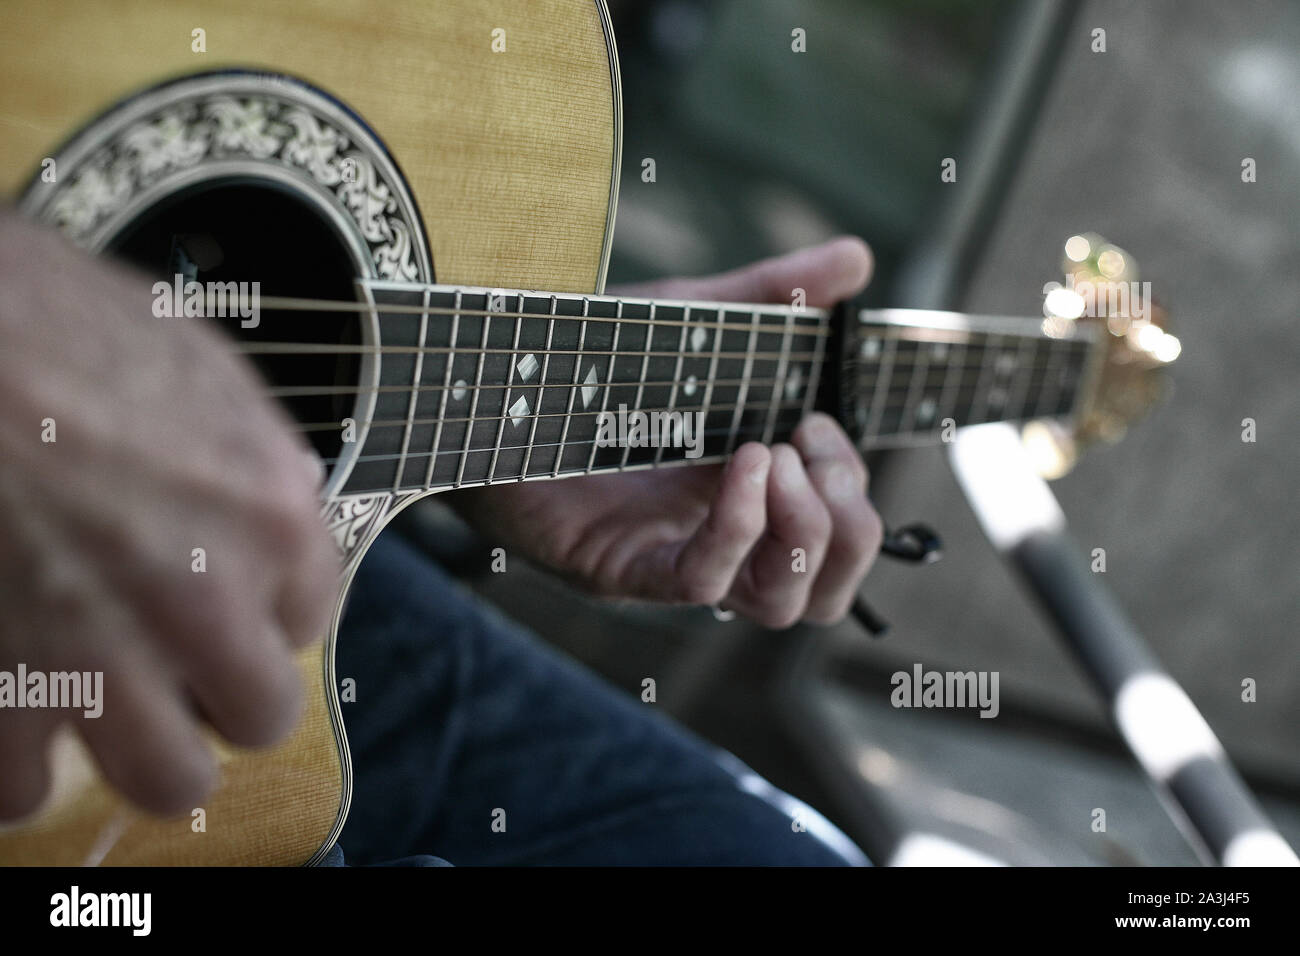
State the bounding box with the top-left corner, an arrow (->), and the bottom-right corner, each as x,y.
0,0 -> 619,865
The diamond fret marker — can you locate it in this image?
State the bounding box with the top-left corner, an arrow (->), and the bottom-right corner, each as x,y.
452,379 -> 468,401
918,397 -> 937,424
933,342 -> 948,360
581,365 -> 600,407
508,396 -> 530,426
516,353 -> 539,382
690,326 -> 708,352
683,374 -> 698,397
989,388 -> 1007,408
861,336 -> 881,359
784,366 -> 803,399
996,354 -> 1016,375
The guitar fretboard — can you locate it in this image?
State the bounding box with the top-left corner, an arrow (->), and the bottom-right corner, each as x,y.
339,282 -> 829,495
331,283 -> 1096,496
851,308 -> 1097,447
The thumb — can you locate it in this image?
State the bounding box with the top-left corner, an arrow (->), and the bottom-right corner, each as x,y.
610,236 -> 874,308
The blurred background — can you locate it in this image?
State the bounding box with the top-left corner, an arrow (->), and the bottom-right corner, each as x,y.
397,0 -> 1300,864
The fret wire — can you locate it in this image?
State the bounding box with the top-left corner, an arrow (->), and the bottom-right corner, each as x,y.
803,308 -> 828,419
934,339 -> 965,432
725,309 -> 762,455
697,309 -> 726,456
518,295 -> 558,481
620,302 -> 655,471
655,308 -> 692,466
1005,334 -> 1039,423
485,295 -> 525,484
1035,337 -> 1068,418
391,288 -> 429,493
312,293 -> 831,335
425,289 -> 459,490
453,300 -> 492,488
553,296 -> 590,479
968,333 -> 1002,425
864,336 -> 897,439
763,308 -> 795,444
898,335 -> 931,436
586,299 -> 624,475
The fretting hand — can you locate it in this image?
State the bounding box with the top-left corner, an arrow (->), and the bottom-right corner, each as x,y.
449,237 -> 884,628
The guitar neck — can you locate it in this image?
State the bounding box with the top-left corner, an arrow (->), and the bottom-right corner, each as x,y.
329,281 -> 1098,497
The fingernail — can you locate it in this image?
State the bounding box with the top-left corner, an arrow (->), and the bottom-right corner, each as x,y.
798,413 -> 836,455
774,448 -> 803,490
302,449 -> 326,488
747,457 -> 770,485
827,463 -> 859,502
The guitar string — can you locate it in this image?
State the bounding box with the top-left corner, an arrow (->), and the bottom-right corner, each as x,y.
275,343 -> 1085,434
234,337 -> 1072,359
241,295 -> 835,336
302,386 -> 1072,468
248,296 -> 1085,350
290,377 -> 1075,432
229,298 -> 1081,471
246,295 -> 1085,351
268,347 -> 1083,398
313,406 -> 1058,472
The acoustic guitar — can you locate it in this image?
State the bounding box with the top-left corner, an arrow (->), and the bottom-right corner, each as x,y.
0,0 -> 1176,864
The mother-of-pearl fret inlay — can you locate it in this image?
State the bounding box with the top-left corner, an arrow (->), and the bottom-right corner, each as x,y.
784,366 -> 802,399
581,365 -> 600,407
335,282 -> 1093,496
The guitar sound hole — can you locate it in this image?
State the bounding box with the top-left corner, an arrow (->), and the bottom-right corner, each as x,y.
106,180 -> 363,480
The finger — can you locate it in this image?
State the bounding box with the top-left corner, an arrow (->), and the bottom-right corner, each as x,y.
102,537 -> 306,750
792,414 -> 883,623
269,497 -> 341,650
623,443 -> 770,604
727,444 -> 832,629
174,591 -> 304,749
78,651 -> 218,818
248,442 -> 339,650
0,708 -> 57,821
613,236 -> 874,308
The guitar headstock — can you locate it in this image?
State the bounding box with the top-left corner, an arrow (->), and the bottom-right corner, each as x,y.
1023,233 -> 1181,478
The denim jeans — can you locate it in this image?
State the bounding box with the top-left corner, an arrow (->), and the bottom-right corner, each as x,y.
320,532 -> 867,866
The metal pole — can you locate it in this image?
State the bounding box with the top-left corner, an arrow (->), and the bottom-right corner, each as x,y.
950,423 -> 1299,866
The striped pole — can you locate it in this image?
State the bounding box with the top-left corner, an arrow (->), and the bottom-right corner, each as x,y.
950,424 -> 1298,866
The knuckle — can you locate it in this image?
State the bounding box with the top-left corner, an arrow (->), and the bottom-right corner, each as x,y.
707,500 -> 764,545
808,500 -> 834,542
111,738 -> 216,817
757,603 -> 803,630
680,577 -> 729,606
804,595 -> 854,627
205,649 -> 302,748
174,580 -> 246,651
